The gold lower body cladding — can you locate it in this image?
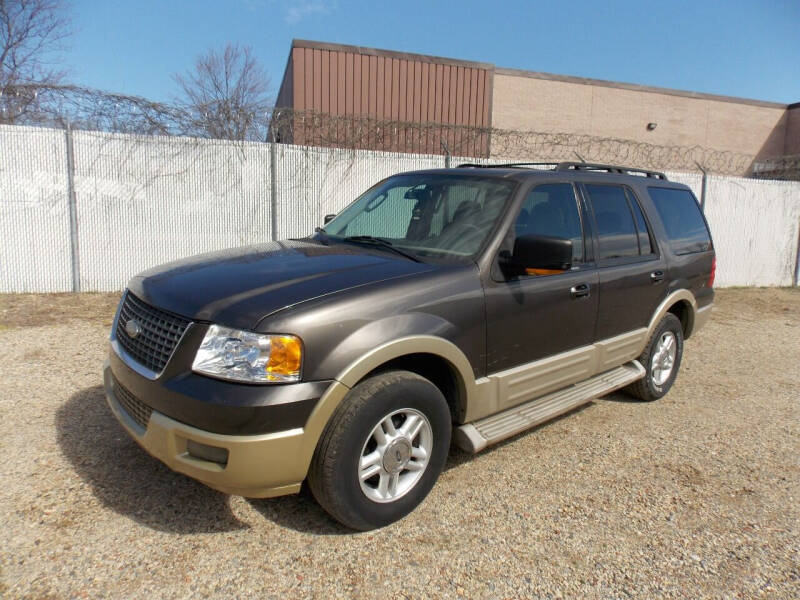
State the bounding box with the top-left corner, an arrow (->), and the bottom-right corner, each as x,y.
454,361 -> 645,453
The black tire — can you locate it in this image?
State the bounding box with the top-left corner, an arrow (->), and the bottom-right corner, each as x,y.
308,370 -> 451,531
624,313 -> 684,402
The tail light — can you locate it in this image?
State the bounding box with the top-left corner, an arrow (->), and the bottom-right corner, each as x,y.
708,256 -> 716,288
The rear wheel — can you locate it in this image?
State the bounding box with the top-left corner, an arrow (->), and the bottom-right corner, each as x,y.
625,313 -> 684,401
308,370 -> 451,530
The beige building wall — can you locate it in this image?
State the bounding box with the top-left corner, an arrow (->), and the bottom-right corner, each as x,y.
492,69 -> 789,167
785,105 -> 800,155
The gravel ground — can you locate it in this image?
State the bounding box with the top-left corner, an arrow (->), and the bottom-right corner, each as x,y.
1,288 -> 798,599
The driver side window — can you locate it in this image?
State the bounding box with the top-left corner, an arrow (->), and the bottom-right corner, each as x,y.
514,183 -> 584,266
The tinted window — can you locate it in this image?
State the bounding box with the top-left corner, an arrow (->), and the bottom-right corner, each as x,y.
648,187 -> 711,254
514,183 -> 584,264
585,184 -> 639,260
626,189 -> 653,255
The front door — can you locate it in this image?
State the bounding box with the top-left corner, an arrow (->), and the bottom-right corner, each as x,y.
484,182 -> 599,379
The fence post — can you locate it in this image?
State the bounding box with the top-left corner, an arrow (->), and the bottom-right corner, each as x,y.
695,161 -> 708,212
269,140 -> 278,241
64,124 -> 81,292
794,218 -> 800,287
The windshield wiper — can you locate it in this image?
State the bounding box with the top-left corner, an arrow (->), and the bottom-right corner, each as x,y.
342,235 -> 422,262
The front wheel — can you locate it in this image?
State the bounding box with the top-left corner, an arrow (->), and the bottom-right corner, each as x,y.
308,370 -> 452,530
625,313 -> 684,401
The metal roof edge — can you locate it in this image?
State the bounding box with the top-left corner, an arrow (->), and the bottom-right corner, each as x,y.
291,39 -> 495,71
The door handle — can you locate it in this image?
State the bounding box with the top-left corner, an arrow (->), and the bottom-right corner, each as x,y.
570,283 -> 590,299
650,270 -> 665,284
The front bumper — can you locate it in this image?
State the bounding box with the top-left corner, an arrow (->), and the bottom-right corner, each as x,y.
103,360 -> 346,498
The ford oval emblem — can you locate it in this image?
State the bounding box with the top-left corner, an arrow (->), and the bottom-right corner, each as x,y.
125,319 -> 142,339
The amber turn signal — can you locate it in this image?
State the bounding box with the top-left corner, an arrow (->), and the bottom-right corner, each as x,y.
266,335 -> 302,380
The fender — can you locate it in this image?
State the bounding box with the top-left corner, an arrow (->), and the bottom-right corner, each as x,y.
312,312 -> 474,383
333,334 -> 476,396
640,289 -> 698,354
287,334 -> 478,483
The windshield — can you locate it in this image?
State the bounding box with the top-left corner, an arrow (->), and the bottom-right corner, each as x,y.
321,174 -> 516,261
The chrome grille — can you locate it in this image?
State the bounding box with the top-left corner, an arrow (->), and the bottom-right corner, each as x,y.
112,375 -> 153,430
116,292 -> 190,373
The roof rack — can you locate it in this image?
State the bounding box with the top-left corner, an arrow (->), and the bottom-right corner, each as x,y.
554,162 -> 668,180
456,161 -> 668,180
457,162 -> 560,169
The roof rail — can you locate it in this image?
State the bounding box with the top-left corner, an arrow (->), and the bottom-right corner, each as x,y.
555,162 -> 668,180
457,162 -> 560,169
456,161 -> 668,180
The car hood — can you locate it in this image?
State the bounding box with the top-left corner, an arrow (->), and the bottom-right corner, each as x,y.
128,239 -> 437,330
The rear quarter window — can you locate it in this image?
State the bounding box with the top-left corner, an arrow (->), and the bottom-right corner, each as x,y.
647,187 -> 712,255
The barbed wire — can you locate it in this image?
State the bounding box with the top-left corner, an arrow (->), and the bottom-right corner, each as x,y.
751,155 -> 800,181
1,83 -> 272,139
490,130 -> 757,176
3,87 -> 797,178
269,109 -> 764,176
0,83 -> 185,134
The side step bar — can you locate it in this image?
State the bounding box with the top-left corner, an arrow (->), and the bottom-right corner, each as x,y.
454,361 -> 645,453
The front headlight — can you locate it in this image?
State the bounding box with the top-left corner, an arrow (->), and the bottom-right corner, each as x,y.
192,325 -> 302,383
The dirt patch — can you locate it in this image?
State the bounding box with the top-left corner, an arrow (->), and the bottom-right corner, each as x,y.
0,292 -> 121,329
710,286 -> 800,322
0,288 -> 798,599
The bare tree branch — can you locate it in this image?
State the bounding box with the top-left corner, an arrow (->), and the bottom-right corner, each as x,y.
173,43 -> 272,141
0,0 -> 70,123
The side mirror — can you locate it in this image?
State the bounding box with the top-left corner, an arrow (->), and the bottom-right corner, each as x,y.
324,214 -> 336,225
504,234 -> 572,275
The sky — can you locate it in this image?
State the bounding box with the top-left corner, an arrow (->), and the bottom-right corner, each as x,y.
62,0 -> 800,105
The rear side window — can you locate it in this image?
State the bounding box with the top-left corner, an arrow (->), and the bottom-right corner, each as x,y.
585,184 -> 639,260
626,189 -> 653,255
648,187 -> 712,254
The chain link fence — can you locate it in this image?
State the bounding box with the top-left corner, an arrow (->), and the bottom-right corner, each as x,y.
1,123 -> 799,292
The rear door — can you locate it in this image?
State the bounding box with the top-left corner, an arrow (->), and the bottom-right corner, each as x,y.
581,182 -> 666,340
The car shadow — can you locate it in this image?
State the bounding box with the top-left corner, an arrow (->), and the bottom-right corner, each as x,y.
597,389 -> 647,403
443,401 -> 595,471
58,385 -> 357,535
56,385 -> 249,534
246,486 -> 353,535
57,386 -> 601,535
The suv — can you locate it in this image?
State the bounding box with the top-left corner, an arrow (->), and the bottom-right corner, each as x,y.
104,162 -> 715,530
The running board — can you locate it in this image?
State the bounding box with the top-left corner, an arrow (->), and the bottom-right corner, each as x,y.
454,361 -> 645,453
